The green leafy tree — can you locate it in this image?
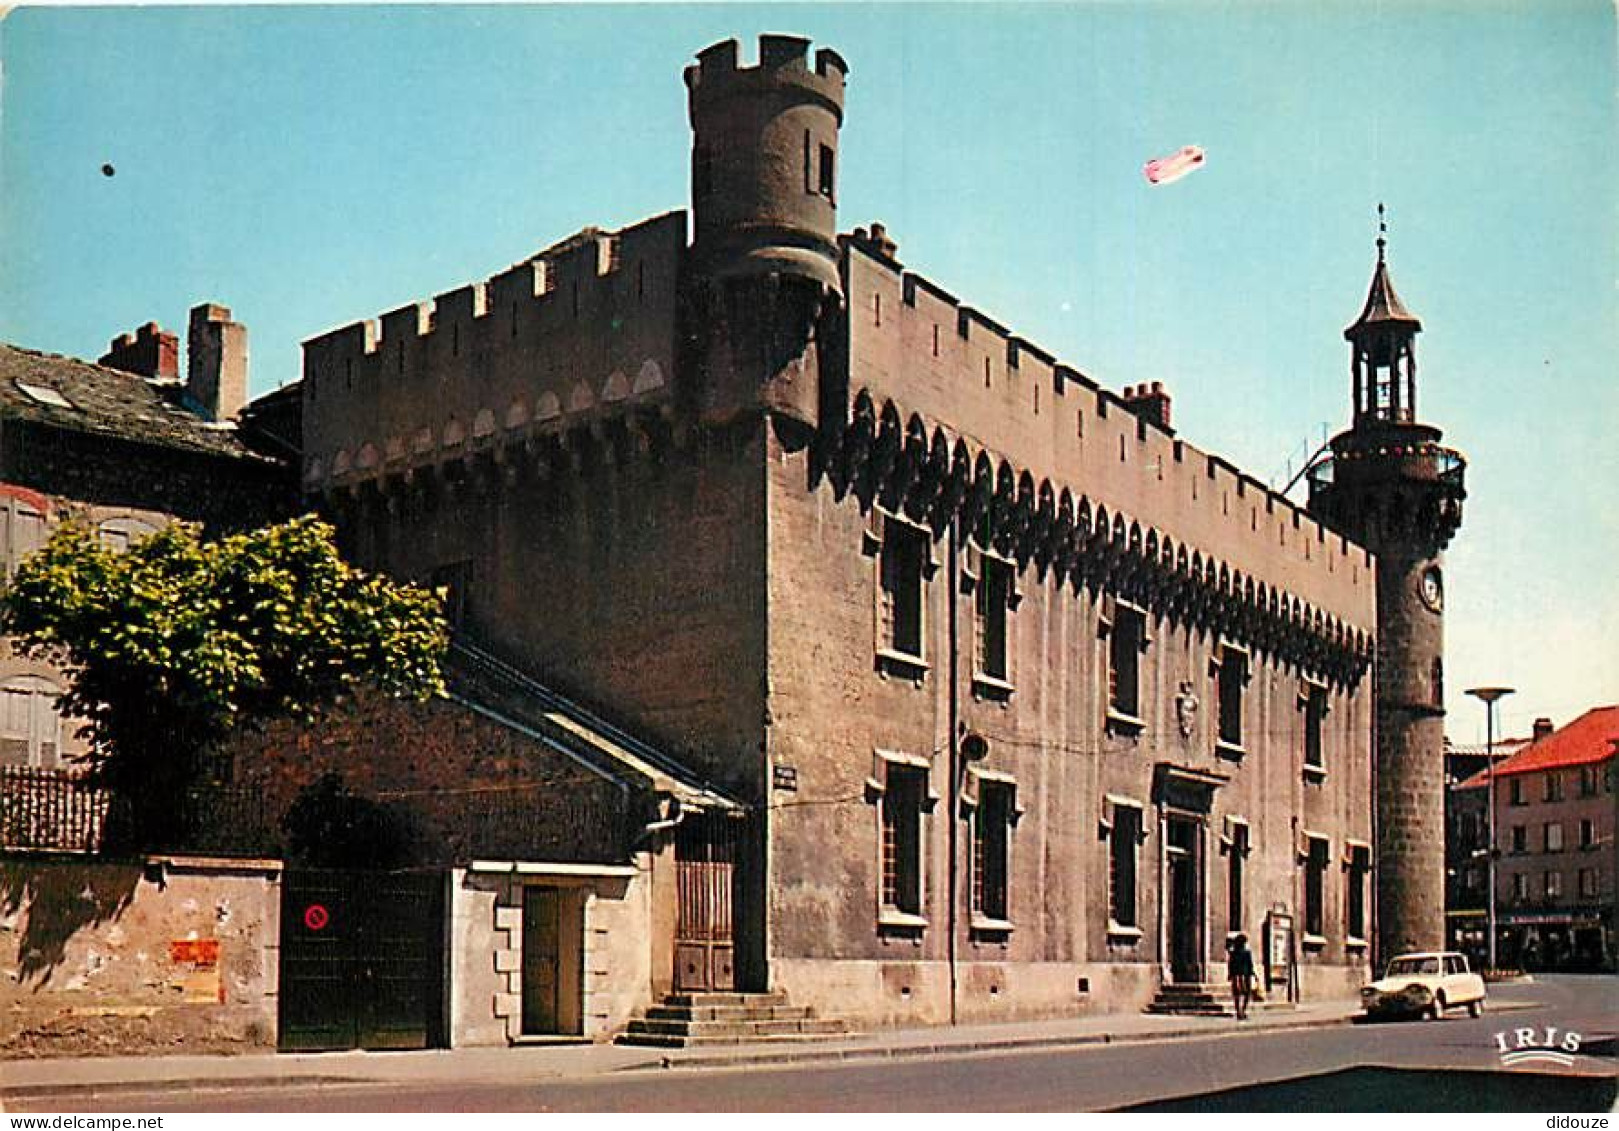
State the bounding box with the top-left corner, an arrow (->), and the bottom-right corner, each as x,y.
0,515 -> 447,848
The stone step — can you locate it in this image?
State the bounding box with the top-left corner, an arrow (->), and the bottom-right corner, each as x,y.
663,991 -> 789,1007
616,1030 -> 853,1049
625,1015 -> 848,1039
645,1003 -> 815,1023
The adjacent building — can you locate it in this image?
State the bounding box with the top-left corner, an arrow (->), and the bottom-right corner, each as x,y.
1451,706 -> 1618,972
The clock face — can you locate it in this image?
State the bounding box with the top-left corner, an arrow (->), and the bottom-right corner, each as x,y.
1421,566 -> 1444,612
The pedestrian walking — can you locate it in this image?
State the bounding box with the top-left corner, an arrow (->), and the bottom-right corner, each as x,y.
1228,933 -> 1256,1020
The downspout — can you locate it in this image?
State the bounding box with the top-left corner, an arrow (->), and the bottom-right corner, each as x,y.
946,515 -> 961,1027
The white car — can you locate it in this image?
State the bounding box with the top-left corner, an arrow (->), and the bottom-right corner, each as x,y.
1361,951 -> 1486,1020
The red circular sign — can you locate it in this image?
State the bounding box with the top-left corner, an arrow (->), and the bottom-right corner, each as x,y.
303,904 -> 330,931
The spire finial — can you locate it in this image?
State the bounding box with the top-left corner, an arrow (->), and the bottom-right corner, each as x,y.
1376,202 -> 1387,263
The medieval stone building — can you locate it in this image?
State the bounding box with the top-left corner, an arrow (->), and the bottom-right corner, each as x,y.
282,34 -> 1451,1032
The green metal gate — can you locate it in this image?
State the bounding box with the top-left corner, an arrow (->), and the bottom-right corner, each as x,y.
278,870 -> 446,1052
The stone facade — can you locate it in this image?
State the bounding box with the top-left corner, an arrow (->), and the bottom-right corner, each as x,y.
297,35 -> 1390,1026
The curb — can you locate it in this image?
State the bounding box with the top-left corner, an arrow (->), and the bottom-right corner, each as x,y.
0,1075 -> 370,1105
644,1012 -> 1362,1073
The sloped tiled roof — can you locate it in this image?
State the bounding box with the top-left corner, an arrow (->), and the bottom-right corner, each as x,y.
0,343 -> 267,462
1456,706 -> 1619,789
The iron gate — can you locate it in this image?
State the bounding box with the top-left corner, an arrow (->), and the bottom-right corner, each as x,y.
278,870 -> 446,1052
674,813 -> 737,991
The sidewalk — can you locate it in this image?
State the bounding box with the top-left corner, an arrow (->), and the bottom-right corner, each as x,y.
0,998 -> 1384,1105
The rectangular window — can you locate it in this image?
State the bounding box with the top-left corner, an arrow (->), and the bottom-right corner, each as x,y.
879,520 -> 928,660
975,556 -> 1013,683
818,144 -> 836,200
1347,843 -> 1371,941
3,500 -> 47,579
1509,778 -> 1525,806
1545,772 -> 1564,802
1511,825 -> 1527,854
1579,766 -> 1599,797
1109,803 -> 1142,929
1578,868 -> 1598,898
880,764 -> 927,918
1579,818 -> 1595,849
1107,605 -> 1146,721
1304,835 -> 1330,938
972,780 -> 1014,923
1227,820 -> 1249,934
1543,870 -> 1562,900
1511,873 -> 1527,903
1545,822 -> 1564,853
1303,682 -> 1328,773
1216,644 -> 1248,751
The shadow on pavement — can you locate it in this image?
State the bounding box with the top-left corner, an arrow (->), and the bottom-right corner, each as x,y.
1116,1067 -> 1618,1113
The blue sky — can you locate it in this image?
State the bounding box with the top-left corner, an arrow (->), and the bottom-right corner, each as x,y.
2,3 -> 1614,737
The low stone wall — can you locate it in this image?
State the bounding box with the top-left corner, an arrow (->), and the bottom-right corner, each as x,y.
0,854 -> 280,1058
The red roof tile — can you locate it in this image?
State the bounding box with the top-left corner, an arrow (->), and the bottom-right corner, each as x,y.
1455,705 -> 1618,790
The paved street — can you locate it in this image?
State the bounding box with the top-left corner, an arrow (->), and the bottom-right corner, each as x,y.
4,976 -> 1613,1112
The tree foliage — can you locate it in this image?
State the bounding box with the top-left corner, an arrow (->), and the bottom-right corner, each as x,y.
0,515 -> 447,836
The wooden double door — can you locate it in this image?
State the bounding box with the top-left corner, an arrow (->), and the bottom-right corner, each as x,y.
674,813 -> 738,991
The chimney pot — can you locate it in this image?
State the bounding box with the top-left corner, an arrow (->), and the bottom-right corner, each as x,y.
1532,717 -> 1554,742
99,322 -> 179,379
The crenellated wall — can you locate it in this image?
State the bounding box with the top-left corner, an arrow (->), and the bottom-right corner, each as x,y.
301,212 -> 687,491
840,235 -> 1374,637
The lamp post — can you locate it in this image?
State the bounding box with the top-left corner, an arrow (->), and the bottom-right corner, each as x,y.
1466,686 -> 1515,971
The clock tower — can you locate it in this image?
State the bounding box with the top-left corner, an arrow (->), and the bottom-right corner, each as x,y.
1308,208 -> 1466,965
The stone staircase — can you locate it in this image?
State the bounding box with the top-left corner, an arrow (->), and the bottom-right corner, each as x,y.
1145,981 -> 1292,1017
616,991 -> 853,1048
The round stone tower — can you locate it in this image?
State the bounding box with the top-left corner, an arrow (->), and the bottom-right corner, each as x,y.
682,36 -> 848,426
1308,209 -> 1466,965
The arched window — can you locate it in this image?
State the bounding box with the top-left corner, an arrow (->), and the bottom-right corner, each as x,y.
97,516 -> 160,552
1,676 -> 64,768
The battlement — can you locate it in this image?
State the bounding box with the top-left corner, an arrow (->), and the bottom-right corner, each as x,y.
685,35 -> 847,118
841,226 -> 1374,625
301,212 -> 686,490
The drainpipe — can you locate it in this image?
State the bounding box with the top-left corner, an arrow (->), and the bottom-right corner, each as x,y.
946,515 -> 961,1027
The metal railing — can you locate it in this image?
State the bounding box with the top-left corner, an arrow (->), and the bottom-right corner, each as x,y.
1,765 -> 272,857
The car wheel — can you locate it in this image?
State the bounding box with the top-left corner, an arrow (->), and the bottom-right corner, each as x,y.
1468,999 -> 1483,1018
1426,994 -> 1445,1021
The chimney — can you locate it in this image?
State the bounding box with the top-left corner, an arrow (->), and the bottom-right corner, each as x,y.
1532,717 -> 1554,743
98,321 -> 179,379
1123,380 -> 1173,433
187,303 -> 249,422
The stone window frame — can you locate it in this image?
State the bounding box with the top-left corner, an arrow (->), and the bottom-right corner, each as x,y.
1219,815 -> 1252,937
1543,869 -> 1562,900
1099,597 -> 1151,736
1101,793 -> 1148,940
963,766 -> 1022,936
1343,839 -> 1372,951
1299,677 -> 1331,783
1210,639 -> 1251,761
863,509 -> 937,684
0,674 -> 65,769
866,749 -> 939,933
1299,830 -> 1331,949
962,535 -> 1021,702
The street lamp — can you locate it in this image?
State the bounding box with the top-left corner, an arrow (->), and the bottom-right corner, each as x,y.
1466,686 -> 1515,971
